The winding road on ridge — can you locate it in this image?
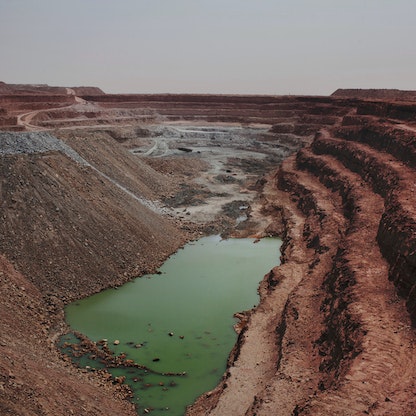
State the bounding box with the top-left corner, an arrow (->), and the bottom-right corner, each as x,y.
17,88 -> 87,131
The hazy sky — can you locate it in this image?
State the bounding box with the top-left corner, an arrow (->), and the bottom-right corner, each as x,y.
1,0 -> 415,95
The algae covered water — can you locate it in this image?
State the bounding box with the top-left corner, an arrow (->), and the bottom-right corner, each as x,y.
63,235 -> 281,415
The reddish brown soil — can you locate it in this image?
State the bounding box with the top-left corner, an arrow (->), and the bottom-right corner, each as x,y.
332,88 -> 416,102
188,99 -> 416,415
0,255 -> 137,416
1,83 -> 416,415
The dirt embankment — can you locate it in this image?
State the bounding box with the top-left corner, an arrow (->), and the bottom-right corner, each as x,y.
0,130 -> 189,415
0,132 -> 187,302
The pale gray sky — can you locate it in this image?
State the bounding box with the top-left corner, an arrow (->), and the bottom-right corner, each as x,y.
1,0 -> 415,95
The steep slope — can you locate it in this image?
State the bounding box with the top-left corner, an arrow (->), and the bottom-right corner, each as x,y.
0,255 -> 137,416
58,129 -> 175,200
0,132 -> 186,301
0,131 -> 187,415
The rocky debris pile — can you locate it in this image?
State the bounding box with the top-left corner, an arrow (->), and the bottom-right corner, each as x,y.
0,131 -> 88,165
0,131 -> 187,301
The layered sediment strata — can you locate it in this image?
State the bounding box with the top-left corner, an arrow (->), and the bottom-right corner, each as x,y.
332,88 -> 416,102
0,81 -> 352,135
321,124 -> 416,325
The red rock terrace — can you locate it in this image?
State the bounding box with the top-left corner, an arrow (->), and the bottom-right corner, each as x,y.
1,83 -> 416,415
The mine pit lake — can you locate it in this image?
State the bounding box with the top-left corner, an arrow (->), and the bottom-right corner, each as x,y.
62,235 -> 281,415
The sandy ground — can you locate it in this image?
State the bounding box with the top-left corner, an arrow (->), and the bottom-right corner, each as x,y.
122,122 -> 293,235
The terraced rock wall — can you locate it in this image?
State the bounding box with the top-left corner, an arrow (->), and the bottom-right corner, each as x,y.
263,109 -> 416,414
78,94 -> 352,126
191,98 -> 416,415
0,94 -> 74,110
322,123 -> 416,325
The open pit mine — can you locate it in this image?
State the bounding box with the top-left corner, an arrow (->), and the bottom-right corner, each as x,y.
1,82 -> 416,415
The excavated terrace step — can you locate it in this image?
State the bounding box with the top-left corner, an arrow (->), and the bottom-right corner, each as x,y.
311,131 -> 416,321
191,157 -> 347,415
335,124 -> 416,169
247,156 -> 349,415
293,149 -> 416,415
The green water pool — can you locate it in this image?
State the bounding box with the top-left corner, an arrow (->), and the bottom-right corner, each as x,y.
63,235 -> 281,415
